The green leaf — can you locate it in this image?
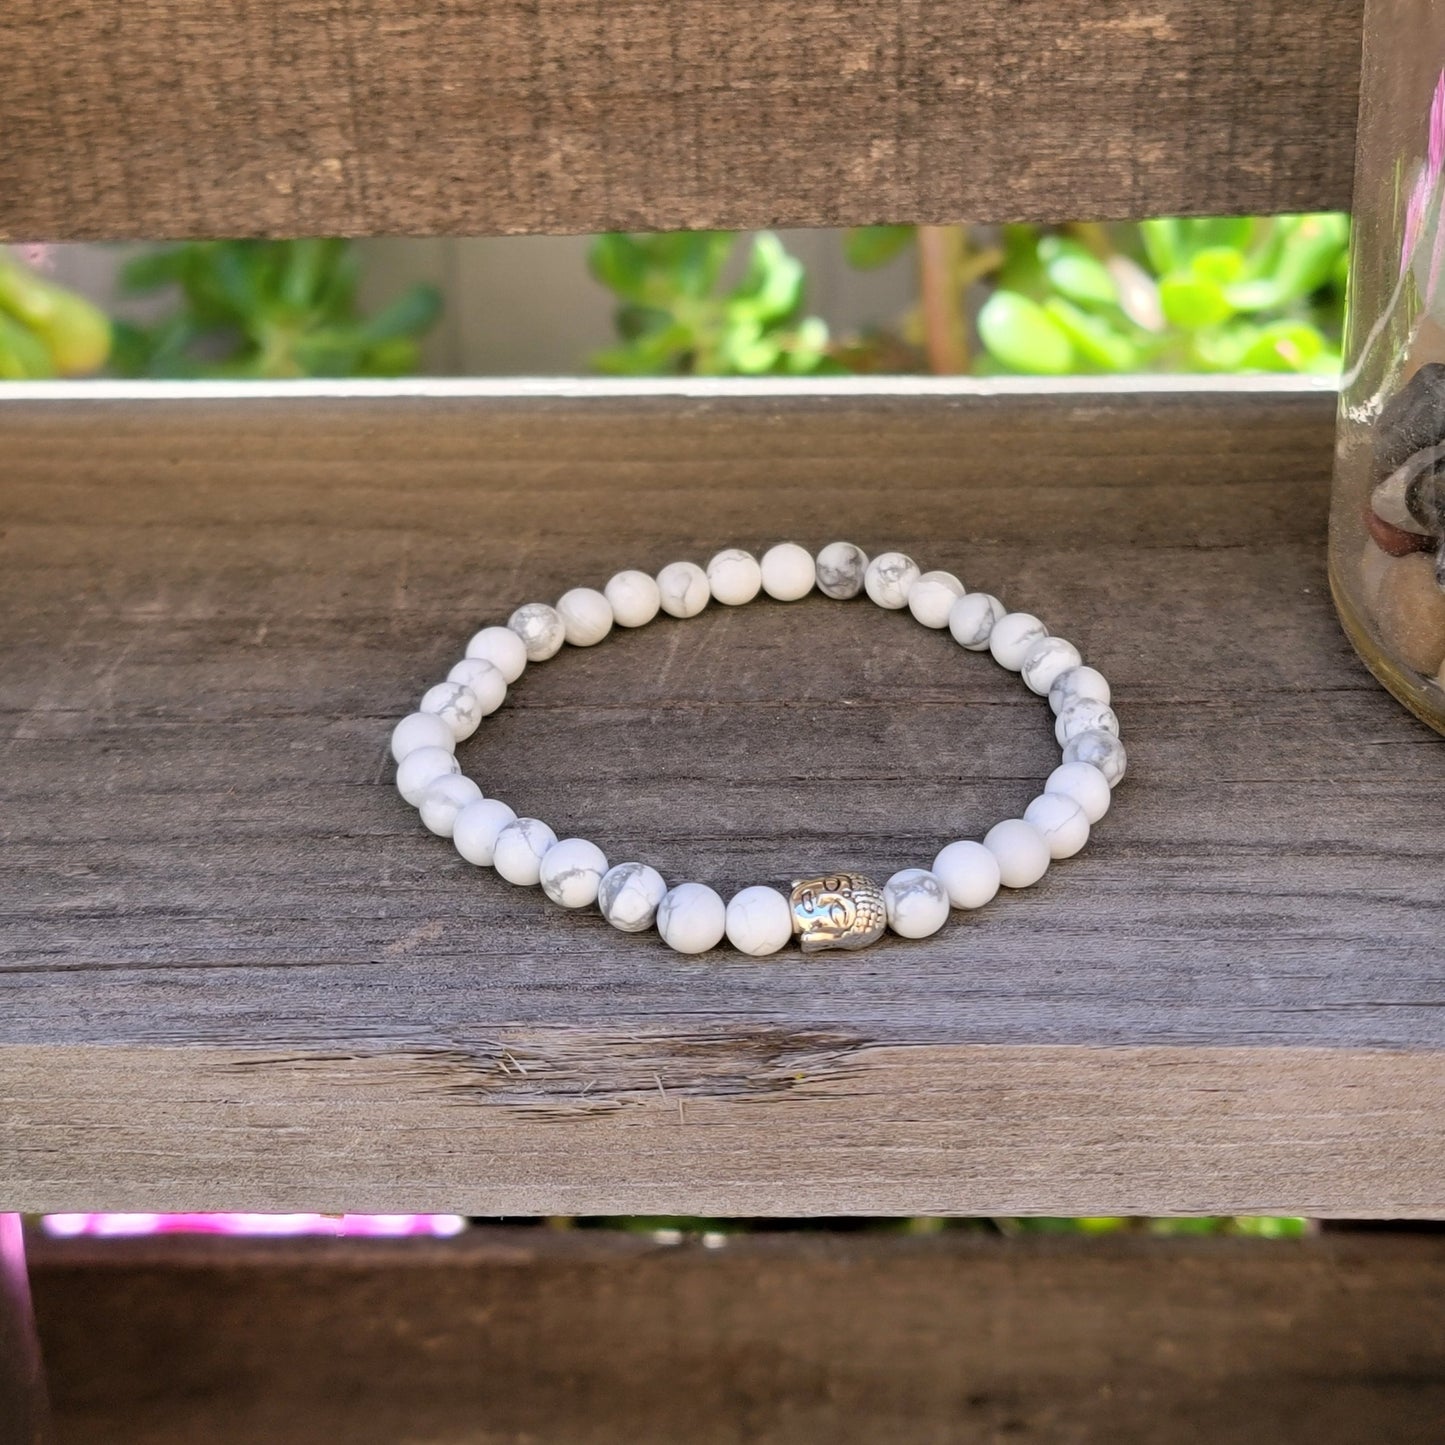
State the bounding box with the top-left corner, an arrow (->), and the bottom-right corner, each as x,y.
1268,213 -> 1350,303
996,225 -> 1046,297
1042,298 -> 1140,371
281,239 -> 342,311
781,315 -> 831,374
350,283 -> 442,345
358,337 -> 422,376
1038,237 -> 1117,307
977,290 -> 1075,374
1139,218 -> 1183,275
118,246 -> 191,294
0,308 -> 56,379
1236,319 -> 1327,372
843,225 -> 916,270
1188,322 -> 1259,372
1233,1216 -> 1310,1238
658,231 -> 736,298
1158,273 -> 1234,329
1189,246 -> 1247,286
1223,278 -> 1284,312
615,303 -> 675,342
588,234 -> 650,302
1181,216 -> 1255,253
209,243 -> 267,321
731,232 -> 804,322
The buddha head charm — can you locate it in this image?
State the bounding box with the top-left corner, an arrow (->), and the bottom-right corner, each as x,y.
391,541 -> 1126,957
789,874 -> 887,952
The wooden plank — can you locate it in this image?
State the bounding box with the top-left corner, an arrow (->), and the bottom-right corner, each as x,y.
0,1 -> 1361,242
3,380 -> 1445,1215
27,1231 -> 1445,1445
0,1216 -> 50,1445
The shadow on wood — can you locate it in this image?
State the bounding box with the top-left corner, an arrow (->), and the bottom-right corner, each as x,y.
0,1215 -> 50,1445
27,1230 -> 1445,1445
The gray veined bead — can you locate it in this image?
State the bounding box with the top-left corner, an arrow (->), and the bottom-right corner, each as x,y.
815,541 -> 869,600
598,861 -> 667,932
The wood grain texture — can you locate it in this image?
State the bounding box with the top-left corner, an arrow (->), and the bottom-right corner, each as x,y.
3,381 -> 1445,1214
28,1231 -> 1445,1445
0,1 -> 1362,241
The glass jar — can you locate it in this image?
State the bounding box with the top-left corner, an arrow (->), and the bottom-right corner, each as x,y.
1332,0 -> 1445,733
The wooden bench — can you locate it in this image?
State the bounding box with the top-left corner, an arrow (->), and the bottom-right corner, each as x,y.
5,1 -> 1445,1440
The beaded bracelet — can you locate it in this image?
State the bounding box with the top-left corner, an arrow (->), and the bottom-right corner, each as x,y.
391,542 -> 1126,956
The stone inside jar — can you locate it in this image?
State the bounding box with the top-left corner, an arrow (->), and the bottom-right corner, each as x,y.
1365,362 -> 1445,685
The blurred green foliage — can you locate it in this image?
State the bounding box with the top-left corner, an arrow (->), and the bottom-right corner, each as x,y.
562,1215 -> 1313,1238
589,230 -> 839,375
977,215 -> 1349,375
110,239 -> 441,378
0,252 -> 111,378
593,214 -> 1348,377
844,214 -> 1350,376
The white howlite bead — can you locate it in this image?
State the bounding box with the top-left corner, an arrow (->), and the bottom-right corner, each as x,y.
656,882 -> 727,954
539,837 -> 609,908
508,603 -> 565,662
864,551 -> 921,609
656,561 -> 710,618
465,625 -> 528,684
419,681 -> 483,741
1054,698 -> 1120,747
815,541 -> 869,599
984,818 -> 1051,889
605,569 -> 662,628
396,746 -> 461,806
556,587 -> 614,647
390,710 -> 455,764
492,817 -> 559,885
989,613 -> 1049,670
948,592 -> 1006,650
1020,637 -> 1083,697
446,657 -> 507,716
907,570 -> 966,629
932,840 -> 1001,910
725,886 -> 794,956
759,542 -> 816,601
1045,761 -> 1112,824
1023,792 -> 1090,860
453,798 -> 518,866
1062,730 -> 1127,789
706,548 -> 763,605
419,773 -> 483,838
598,862 -> 668,933
1048,664 -> 1111,717
883,869 -> 950,938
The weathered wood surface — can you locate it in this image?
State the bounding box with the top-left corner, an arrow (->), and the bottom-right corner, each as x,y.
0,1 -> 1361,241
4,380 -> 1445,1215
27,1230 -> 1445,1445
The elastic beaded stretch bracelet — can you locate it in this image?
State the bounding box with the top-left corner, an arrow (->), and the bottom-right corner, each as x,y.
391,542 -> 1126,956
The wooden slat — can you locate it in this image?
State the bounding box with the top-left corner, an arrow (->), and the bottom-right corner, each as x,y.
4,379 -> 1445,1216
0,2 -> 1361,242
27,1230 -> 1445,1444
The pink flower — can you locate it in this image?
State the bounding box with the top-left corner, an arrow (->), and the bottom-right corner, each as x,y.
42,1213 -> 467,1238
9,243 -> 53,272
1402,71 -> 1445,283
